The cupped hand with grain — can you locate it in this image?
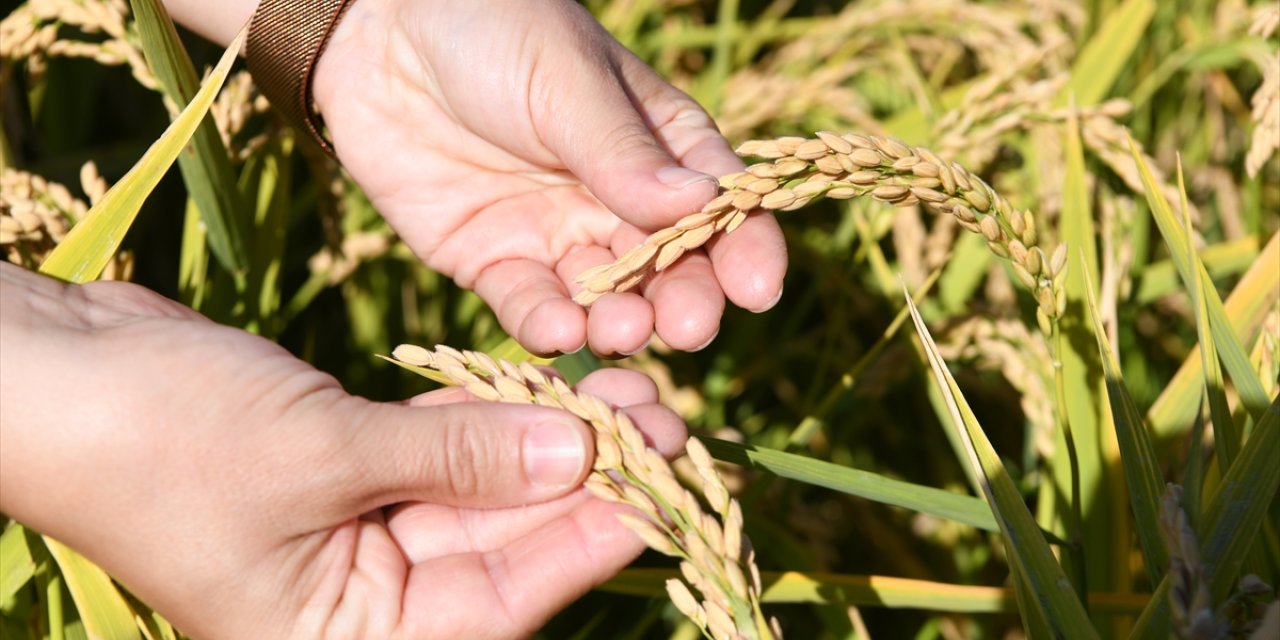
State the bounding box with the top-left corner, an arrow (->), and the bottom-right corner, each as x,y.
0,262 -> 688,638
171,0 -> 789,357
316,0 -> 788,356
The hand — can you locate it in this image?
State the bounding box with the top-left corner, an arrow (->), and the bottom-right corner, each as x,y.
0,263 -> 687,638
311,0 -> 788,356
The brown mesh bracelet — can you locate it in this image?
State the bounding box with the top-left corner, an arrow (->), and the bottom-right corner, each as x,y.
246,0 -> 358,156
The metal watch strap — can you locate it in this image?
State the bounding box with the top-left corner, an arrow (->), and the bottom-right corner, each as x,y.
246,0 -> 357,156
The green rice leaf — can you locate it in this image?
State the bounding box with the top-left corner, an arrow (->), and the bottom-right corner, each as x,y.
704,0 -> 740,114
1176,159 -> 1239,468
936,233 -> 990,316
905,285 -> 1098,638
1060,0 -> 1156,106
699,437 -> 999,532
1130,396 -> 1280,638
38,28 -> 247,283
602,569 -> 1151,614
0,523 -> 37,603
487,337 -> 552,367
1197,398 -> 1280,601
1147,232 -> 1280,438
130,0 -> 249,274
1182,404 -> 1207,530
1056,103 -> 1111,604
1127,136 -> 1272,424
550,348 -> 601,386
43,537 -> 140,640
1082,260 -> 1168,586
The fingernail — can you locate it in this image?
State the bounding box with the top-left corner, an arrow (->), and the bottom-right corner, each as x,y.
656,166 -> 717,190
757,284 -> 785,312
619,336 -> 652,358
523,421 -> 587,488
691,328 -> 720,352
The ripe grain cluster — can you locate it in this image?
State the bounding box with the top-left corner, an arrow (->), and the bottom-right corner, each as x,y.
391,344 -> 778,640
574,132 -> 1069,331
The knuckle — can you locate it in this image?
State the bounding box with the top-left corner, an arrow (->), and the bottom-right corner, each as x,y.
440,416 -> 485,499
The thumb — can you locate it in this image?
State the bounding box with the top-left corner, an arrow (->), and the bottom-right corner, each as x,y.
538,50 -> 722,229
334,399 -> 595,513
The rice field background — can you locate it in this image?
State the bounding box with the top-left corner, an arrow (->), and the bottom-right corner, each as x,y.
1,0 -> 1278,638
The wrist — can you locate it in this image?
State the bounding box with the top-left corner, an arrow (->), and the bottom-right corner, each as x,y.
310,0 -> 404,124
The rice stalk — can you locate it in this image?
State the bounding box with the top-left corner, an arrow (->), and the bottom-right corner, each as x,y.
708,0 -> 1075,140
930,47 -> 1065,164
0,164 -> 131,279
209,71 -> 273,163
573,132 -> 1069,332
0,0 -> 156,90
390,344 -> 778,640
1246,6 -> 1279,177
305,230 -> 395,285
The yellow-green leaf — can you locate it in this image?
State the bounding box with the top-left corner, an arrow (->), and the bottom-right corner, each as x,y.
1083,261 -> 1167,586
131,0 -> 249,274
1147,232 -> 1279,438
1059,0 -> 1156,106
1176,160 -> 1239,469
905,285 -> 1098,638
1127,136 -> 1272,424
43,537 -> 140,640
39,27 -> 247,283
1,523 -> 38,603
602,569 -> 1151,614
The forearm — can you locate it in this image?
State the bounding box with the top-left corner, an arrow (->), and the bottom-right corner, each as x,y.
162,0 -> 259,46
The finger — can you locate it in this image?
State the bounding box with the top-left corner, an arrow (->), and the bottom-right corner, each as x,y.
405,386 -> 472,407
613,54 -> 789,313
642,251 -> 725,351
554,246 -> 656,356
399,498 -> 646,637
387,399 -> 683,559
615,52 -> 745,180
558,368 -> 687,457
555,245 -> 619,300
585,293 -> 653,357
473,259 -> 587,356
410,368 -> 682,454
573,367 -> 658,406
536,36 -> 720,230
335,401 -> 594,513
706,210 -> 789,312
